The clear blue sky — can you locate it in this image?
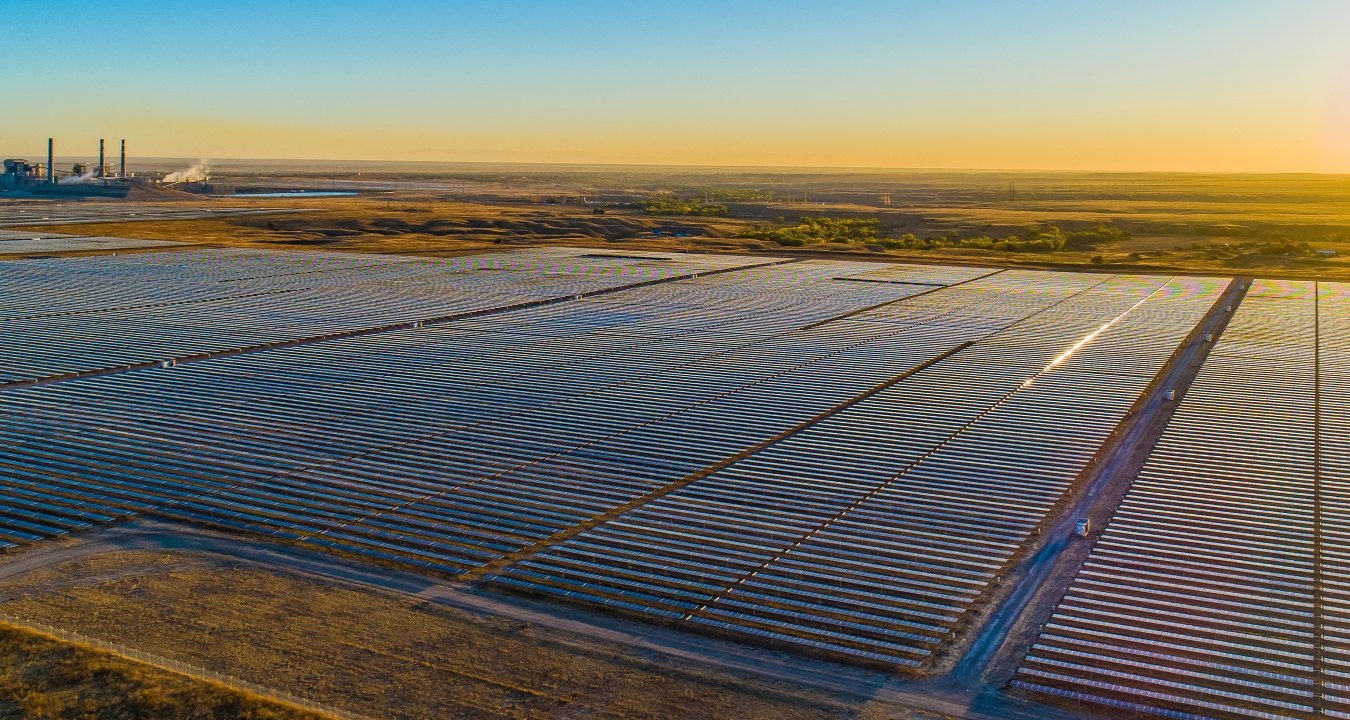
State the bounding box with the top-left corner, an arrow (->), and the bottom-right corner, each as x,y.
4,0 -> 1349,170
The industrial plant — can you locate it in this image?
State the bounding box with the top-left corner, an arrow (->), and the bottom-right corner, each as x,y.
1,138 -> 209,198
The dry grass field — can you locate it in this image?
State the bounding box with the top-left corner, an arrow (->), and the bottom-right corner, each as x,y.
21,196 -> 770,256
0,621 -> 330,720
0,550 -> 948,720
18,170 -> 1350,279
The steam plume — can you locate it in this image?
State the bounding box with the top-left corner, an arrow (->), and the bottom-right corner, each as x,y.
58,171 -> 96,184
163,159 -> 212,184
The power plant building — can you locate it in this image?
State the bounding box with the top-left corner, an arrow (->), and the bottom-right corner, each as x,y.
2,137 -> 134,197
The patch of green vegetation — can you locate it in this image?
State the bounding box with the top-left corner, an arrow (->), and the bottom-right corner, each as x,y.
697,188 -> 777,203
741,217 -> 880,246
1199,244 -> 1241,260
1255,239 -> 1314,257
742,220 -> 1131,253
879,224 -> 1130,253
642,197 -> 729,217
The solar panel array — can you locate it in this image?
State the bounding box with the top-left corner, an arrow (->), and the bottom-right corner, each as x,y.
0,248 -> 772,383
835,262 -> 997,287
1,243 -> 1256,676
1323,283 -> 1350,720
0,252 -> 959,566
492,275 -> 1228,666
1015,279 -> 1350,720
0,203 -> 296,227
0,228 -> 182,254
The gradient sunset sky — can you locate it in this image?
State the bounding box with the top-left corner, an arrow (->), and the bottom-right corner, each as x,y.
5,0 -> 1349,172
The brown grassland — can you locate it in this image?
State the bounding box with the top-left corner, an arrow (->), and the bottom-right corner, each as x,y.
0,621 -> 330,720
0,549 -> 946,720
19,169 -> 1350,281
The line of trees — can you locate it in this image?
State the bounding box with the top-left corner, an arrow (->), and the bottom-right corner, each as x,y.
742,219 -> 1131,254
1254,240 -> 1314,257
741,217 -> 881,246
884,225 -> 1130,253
642,197 -> 729,217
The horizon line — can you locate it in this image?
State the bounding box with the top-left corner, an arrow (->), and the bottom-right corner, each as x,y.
8,153 -> 1350,177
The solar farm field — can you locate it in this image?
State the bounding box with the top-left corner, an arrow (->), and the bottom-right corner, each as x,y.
1013,279 -> 1349,720
0,202 -> 295,227
1,243 -> 1261,690
493,273 -> 1227,666
0,248 -> 773,384
0,228 -> 182,254
0,250 -> 1002,563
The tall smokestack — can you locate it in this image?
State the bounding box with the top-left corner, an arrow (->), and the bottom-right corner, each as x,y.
120,139 -> 126,179
97,138 -> 105,178
47,138 -> 53,184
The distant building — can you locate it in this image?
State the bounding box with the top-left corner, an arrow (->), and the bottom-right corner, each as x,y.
1,159 -> 36,189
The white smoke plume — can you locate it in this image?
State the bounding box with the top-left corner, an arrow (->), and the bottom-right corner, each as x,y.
58,170 -> 97,184
163,159 -> 212,184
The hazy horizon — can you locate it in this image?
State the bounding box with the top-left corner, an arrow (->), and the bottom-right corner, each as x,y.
5,0 -> 1349,172
11,154 -> 1350,178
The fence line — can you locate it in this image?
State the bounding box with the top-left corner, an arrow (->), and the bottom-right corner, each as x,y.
0,612 -> 375,720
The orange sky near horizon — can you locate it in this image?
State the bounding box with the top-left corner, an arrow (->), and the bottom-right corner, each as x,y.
5,1 -> 1350,173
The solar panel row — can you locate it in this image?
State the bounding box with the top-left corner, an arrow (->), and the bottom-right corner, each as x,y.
0,254 -> 960,569
492,275 -> 1228,666
0,248 -> 776,383
1014,279 -> 1350,720
1321,283 -> 1350,719
834,263 -> 997,287
0,203 -> 296,227
0,229 -> 182,255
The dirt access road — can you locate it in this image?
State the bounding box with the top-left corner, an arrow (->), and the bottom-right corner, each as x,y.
944,275 -> 1250,703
